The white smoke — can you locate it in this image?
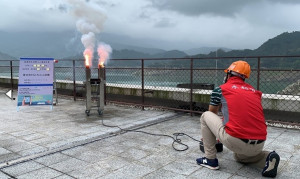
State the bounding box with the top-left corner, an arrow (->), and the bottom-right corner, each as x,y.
81,32 -> 95,65
97,42 -> 112,66
67,0 -> 111,67
76,19 -> 100,34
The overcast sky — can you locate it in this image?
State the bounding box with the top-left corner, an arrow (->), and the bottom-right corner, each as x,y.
0,0 -> 300,50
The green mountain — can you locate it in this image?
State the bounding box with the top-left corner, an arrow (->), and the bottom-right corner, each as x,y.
192,31 -> 300,57
152,50 -> 187,58
254,31 -> 300,55
184,47 -> 232,55
191,31 -> 300,69
0,51 -> 16,60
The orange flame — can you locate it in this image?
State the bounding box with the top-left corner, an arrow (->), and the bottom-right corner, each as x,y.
98,61 -> 104,68
97,43 -> 111,69
85,54 -> 90,68
83,48 -> 93,69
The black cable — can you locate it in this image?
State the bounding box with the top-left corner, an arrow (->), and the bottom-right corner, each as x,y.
100,118 -> 201,151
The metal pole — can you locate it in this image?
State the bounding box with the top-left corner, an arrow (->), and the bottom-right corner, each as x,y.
142,59 -> 145,111
73,60 -> 76,101
257,57 -> 261,90
85,67 -> 91,114
53,60 -> 58,105
104,67 -> 107,105
98,66 -> 105,113
10,61 -> 13,100
190,58 -> 194,116
215,51 -> 218,86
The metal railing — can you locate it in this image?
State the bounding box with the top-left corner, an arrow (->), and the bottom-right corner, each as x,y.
1,56 -> 299,122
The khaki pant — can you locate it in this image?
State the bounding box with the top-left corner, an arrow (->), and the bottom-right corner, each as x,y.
200,111 -> 269,168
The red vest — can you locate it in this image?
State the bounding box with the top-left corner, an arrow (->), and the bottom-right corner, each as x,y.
220,77 -> 267,140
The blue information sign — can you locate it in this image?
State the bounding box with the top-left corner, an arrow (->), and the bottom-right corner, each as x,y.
17,58 -> 54,107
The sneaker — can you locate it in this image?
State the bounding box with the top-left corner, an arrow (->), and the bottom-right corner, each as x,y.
196,157 -> 219,170
262,151 -> 280,178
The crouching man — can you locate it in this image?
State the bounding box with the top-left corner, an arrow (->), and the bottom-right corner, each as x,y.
196,60 -> 280,178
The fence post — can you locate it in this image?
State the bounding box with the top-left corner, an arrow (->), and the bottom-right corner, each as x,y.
73,60 -> 76,101
190,58 -> 194,116
104,66 -> 106,105
257,57 -> 261,90
10,61 -> 14,99
142,59 -> 145,110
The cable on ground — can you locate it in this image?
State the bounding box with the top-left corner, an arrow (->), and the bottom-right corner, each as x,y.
100,118 -> 201,151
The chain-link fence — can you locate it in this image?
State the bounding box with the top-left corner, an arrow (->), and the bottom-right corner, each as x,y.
1,56 -> 299,122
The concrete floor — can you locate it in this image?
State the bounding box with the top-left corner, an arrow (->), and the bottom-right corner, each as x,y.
0,88 -> 299,178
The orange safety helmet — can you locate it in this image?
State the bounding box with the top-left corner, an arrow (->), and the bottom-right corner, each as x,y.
224,60 -> 251,78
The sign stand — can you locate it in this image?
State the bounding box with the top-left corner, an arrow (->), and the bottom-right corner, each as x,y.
17,57 -> 54,111
53,60 -> 58,105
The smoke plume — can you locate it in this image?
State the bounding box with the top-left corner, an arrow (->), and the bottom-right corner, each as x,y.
67,0 -> 111,67
97,42 -> 112,66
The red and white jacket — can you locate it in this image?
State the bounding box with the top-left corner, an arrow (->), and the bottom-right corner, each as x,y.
220,77 -> 267,140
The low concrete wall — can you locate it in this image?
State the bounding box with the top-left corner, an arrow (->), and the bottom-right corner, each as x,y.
0,77 -> 18,88
1,77 -> 299,112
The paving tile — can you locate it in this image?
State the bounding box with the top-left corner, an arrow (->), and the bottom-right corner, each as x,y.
177,150 -> 203,165
143,168 -> 186,179
163,160 -> 199,176
61,146 -> 88,156
101,163 -> 155,179
71,150 -> 110,163
35,152 -> 73,166
95,156 -> 131,171
30,137 -> 61,146
1,161 -> 44,177
229,175 -> 249,179
21,133 -> 45,141
6,142 -> 39,153
49,158 -> 89,173
264,140 -> 295,153
68,163 -> 109,178
118,148 -> 150,160
10,130 -> 35,137
83,131 -> 111,140
188,167 -> 233,179
0,134 -> 17,141
77,126 -> 105,135
0,148 -> 11,155
277,161 -> 300,178
120,138 -> 148,148
139,153 -> 175,169
53,174 -> 75,179
218,158 -> 244,174
0,171 -> 11,178
289,148 -> 300,164
0,153 -> 20,163
272,150 -> 293,162
276,130 -> 300,145
235,165 -> 264,179
97,143 -> 129,155
266,127 -> 286,138
18,146 -> 47,156
17,167 -> 62,179
137,140 -> 171,153
0,138 -> 24,148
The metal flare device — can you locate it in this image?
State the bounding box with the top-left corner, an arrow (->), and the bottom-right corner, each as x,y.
200,138 -> 223,153
85,65 -> 105,116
